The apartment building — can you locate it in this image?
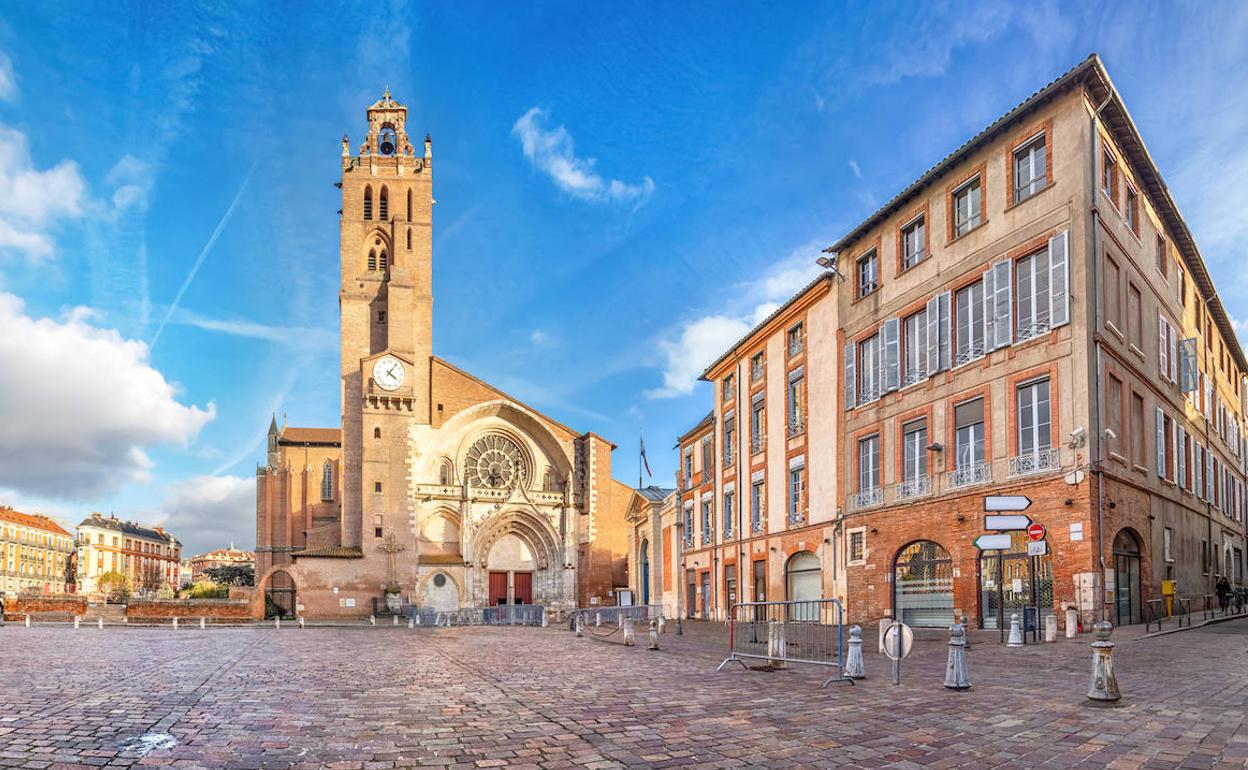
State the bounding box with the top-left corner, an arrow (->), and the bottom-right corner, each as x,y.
624,486 -> 678,616
0,505 -> 75,596
77,513 -> 183,596
677,275 -> 841,620
833,54 -> 1245,629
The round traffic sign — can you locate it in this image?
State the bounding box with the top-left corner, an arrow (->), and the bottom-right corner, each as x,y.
1027,522 -> 1046,542
882,622 -> 914,660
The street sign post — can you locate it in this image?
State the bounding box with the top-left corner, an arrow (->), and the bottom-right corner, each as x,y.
973,533 -> 1013,550
984,495 -> 1032,512
1027,522 -> 1046,542
882,621 -> 913,685
984,514 -> 1033,531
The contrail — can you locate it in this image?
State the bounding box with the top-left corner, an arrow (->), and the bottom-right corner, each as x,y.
150,162 -> 257,349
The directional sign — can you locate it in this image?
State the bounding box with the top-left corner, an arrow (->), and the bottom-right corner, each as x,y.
1026,523 -> 1047,542
984,514 -> 1033,531
984,495 -> 1032,512
974,533 -> 1013,551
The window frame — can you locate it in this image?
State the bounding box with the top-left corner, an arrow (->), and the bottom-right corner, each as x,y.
951,174 -> 983,238
1011,130 -> 1049,205
855,248 -> 879,299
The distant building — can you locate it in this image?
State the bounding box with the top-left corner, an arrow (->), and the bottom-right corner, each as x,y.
0,505 -> 75,596
178,560 -> 194,588
190,544 -> 255,583
76,513 -> 182,596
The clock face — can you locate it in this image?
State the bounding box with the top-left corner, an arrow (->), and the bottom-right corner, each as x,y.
372,355 -> 405,391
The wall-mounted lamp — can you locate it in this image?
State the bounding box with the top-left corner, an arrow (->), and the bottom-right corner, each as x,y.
1064,499 -> 1073,506
823,538 -> 831,544
870,528 -> 878,535
926,442 -> 944,452
957,514 -> 966,522
1108,501 -> 1117,510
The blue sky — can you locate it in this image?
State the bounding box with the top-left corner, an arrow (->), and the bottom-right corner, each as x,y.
1,2 -> 1246,555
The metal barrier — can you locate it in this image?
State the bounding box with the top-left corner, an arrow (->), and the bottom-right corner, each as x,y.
716,599 -> 852,688
403,605 -> 547,627
567,604 -> 662,631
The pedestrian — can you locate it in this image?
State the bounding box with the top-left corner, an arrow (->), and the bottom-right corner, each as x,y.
1216,576 -> 1231,614
0,594 -> 5,627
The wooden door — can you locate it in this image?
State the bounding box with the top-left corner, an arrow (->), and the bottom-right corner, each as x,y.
513,572 -> 533,605
488,571 -> 509,606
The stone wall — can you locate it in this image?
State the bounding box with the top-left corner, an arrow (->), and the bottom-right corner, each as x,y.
1,594 -> 87,620
126,599 -> 254,623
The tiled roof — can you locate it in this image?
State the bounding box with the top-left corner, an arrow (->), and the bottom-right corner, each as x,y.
636,486 -> 675,503
279,427 -> 342,445
675,411 -> 714,446
77,513 -> 179,544
293,546 -> 363,559
0,506 -> 72,536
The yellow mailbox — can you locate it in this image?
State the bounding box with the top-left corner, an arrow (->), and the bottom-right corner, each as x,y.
1161,579 -> 1177,616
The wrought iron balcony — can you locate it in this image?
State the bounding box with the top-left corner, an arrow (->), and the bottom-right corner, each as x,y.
902,367 -> 928,388
788,337 -> 804,357
751,437 -> 766,455
1015,317 -> 1052,343
701,469 -> 711,484
850,487 -> 884,510
788,509 -> 805,526
751,514 -> 765,534
1008,447 -> 1061,477
949,461 -> 992,489
858,384 -> 881,404
788,418 -> 805,437
954,344 -> 985,367
722,449 -> 734,467
895,475 -> 931,501
683,532 -> 693,549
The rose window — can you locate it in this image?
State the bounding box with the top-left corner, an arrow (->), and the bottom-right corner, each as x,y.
464,435 -> 528,489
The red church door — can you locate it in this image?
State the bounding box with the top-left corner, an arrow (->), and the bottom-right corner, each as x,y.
513,572 -> 533,605
489,571 -> 509,606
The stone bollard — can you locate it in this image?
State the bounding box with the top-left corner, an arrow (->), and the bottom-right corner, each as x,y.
408,617 -> 414,629
1087,620 -> 1121,702
25,614 -> 31,628
1007,613 -> 1023,647
275,617 -> 280,630
1065,607 -> 1079,638
172,617 -> 178,631
299,616 -> 305,629
618,614 -> 625,629
843,625 -> 866,679
944,623 -> 971,689
200,617 -> 206,630
414,613 -> 422,626
74,616 -> 80,630
647,619 -> 660,650
658,616 -> 666,634
1045,614 -> 1057,642
393,615 -> 399,626
623,617 -> 636,646
676,617 -> 683,636
369,615 -> 376,626
575,613 -> 584,638
97,617 -> 104,630
767,620 -> 787,669
595,611 -> 601,627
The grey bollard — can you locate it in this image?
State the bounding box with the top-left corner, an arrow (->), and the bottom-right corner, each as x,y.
414,613 -> 422,626
1045,614 -> 1057,642
408,618 -> 414,629
1007,613 -> 1023,647
274,617 -> 280,630
369,615 -> 376,626
676,617 -> 683,636
97,617 -> 103,630
1065,607 -> 1079,638
648,619 -> 660,650
944,624 -> 971,689
25,614 -> 31,627
74,616 -> 80,630
618,614 -> 625,629
393,615 -> 399,626
298,616 -> 305,629
199,617 -> 206,630
172,617 -> 178,631
623,617 -> 636,646
658,616 -> 666,634
541,611 -> 548,628
595,611 -> 601,627
575,613 -> 584,637
767,620 -> 787,669
843,625 -> 866,679
1087,620 -> 1121,702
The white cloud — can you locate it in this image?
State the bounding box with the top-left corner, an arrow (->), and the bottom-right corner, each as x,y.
0,292 -> 215,498
106,155 -> 155,212
647,242 -> 825,399
848,159 -> 862,179
172,307 -> 337,352
529,329 -> 553,348
158,474 -> 255,556
0,124 -> 87,261
512,107 -> 655,207
0,51 -> 15,102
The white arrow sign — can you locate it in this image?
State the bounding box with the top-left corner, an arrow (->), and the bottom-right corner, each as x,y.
984,495 -> 1032,512
974,533 -> 1013,550
984,514 -> 1033,531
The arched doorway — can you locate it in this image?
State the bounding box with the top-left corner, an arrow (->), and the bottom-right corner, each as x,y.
785,551 -> 821,621
486,533 -> 536,605
264,570 -> 296,619
639,540 -> 650,606
893,541 -> 954,627
1113,528 -> 1143,626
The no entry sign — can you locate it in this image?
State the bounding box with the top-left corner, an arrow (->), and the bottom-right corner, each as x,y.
1027,522 -> 1046,542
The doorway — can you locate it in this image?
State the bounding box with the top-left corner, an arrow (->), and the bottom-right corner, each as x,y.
699,572 -> 710,620
978,531 -> 1053,634
785,551 -> 821,621
488,571 -> 508,606
893,540 -> 954,627
1113,528 -> 1143,626
639,540 -> 650,606
513,572 -> 533,605
264,570 -> 296,619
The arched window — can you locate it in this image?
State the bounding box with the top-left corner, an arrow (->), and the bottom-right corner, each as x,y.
406,189 -> 413,220
379,187 -> 389,220
363,186 -> 373,220
379,251 -> 388,271
406,228 -> 412,250
368,249 -> 377,270
438,460 -> 453,486
373,427 -> 381,439
320,461 -> 333,501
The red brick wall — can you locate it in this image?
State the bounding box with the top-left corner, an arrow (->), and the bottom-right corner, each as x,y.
126,599 -> 254,622
2,595 -> 87,620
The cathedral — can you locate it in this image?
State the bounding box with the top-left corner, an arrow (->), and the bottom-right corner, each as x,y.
254,92 -> 643,618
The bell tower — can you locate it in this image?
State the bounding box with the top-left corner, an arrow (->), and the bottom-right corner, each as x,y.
339,90 -> 433,550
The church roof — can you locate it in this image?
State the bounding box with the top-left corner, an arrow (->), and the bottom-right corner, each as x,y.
368,89 -> 405,112
279,427 -> 341,446
292,546 -> 363,559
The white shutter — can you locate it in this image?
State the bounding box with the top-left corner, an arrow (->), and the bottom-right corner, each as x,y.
882,317 -> 901,392
1180,338 -> 1197,392
1172,421 -> 1180,483
925,295 -> 940,376
982,265 -> 995,347
1205,373 -> 1214,422
844,339 -> 856,411
1156,408 -> 1166,477
1207,448 -> 1215,501
1048,230 -> 1069,328
1177,425 -> 1187,489
990,259 -> 1012,349
937,291 -> 952,371
1158,317 -> 1168,379
1194,443 -> 1203,499
1168,324 -> 1177,384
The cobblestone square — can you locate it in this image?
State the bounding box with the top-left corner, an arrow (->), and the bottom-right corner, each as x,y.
1,619 -> 1246,769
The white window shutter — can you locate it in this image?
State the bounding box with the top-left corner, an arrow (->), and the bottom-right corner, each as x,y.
1158,317 -> 1168,379
1194,443 -> 1203,499
1177,425 -> 1186,488
1180,338 -> 1197,392
991,259 -> 1012,349
844,340 -> 856,411
936,291 -> 952,371
925,295 -> 940,376
1207,448 -> 1214,501
883,317 -> 901,392
1048,230 -> 1069,328
1172,420 -> 1180,483
1156,408 -> 1165,477
982,265 -> 995,345
1168,324 -> 1177,383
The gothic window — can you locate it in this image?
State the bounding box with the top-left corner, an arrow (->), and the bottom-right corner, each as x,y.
543,468 -> 559,492
464,434 -> 529,489
368,249 -> 377,270
373,427 -> 381,439
379,187 -> 389,220
438,460 -> 453,486
406,228 -> 412,250
320,461 -> 333,502
364,186 -> 373,220
407,189 -> 413,220
379,251 -> 388,271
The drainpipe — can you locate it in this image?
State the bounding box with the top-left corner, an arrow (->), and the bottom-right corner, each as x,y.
1091,90 -> 1112,625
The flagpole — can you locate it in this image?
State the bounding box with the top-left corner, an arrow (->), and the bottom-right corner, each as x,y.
638,427 -> 643,489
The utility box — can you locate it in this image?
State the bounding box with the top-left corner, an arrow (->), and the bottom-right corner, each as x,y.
1161,580 -> 1177,616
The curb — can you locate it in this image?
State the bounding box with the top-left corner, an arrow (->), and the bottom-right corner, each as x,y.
1136,612 -> 1247,639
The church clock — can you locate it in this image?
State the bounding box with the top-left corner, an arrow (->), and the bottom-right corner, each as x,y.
372,355 -> 406,391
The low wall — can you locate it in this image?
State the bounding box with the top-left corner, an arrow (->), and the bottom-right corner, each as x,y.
2,594 -> 87,621
126,599 -> 254,623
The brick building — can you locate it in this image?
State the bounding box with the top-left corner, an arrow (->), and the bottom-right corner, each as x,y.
0,505 -> 75,596
76,513 -> 182,597
189,543 -> 256,583
672,54 -> 1246,630
254,92 -> 641,619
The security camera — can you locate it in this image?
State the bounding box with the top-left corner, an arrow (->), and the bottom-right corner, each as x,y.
1068,426 -> 1087,448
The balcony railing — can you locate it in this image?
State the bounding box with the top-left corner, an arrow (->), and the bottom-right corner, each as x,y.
949,461 -> 992,489
700,530 -> 711,546
751,513 -> 764,534
955,343 -> 986,367
722,449 -> 734,468
788,418 -> 805,437
895,475 -> 931,501
751,437 -> 766,455
788,509 -> 805,526
723,525 -> 734,540
850,487 -> 884,510
858,384 -> 881,404
788,337 -> 804,357
1008,447 -> 1061,477
902,367 -> 928,388
683,531 -> 693,549
701,469 -> 711,484
1015,316 -> 1052,343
